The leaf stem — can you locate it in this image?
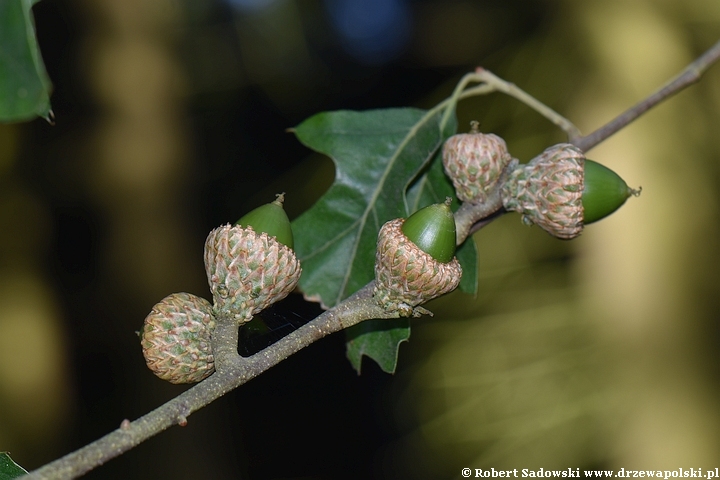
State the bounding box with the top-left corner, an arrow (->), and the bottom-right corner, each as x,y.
473,67 -> 582,138
436,68 -> 581,139
439,72 -> 483,132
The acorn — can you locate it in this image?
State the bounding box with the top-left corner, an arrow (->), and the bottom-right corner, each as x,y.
442,121 -> 513,204
582,159 -> 639,224
204,194 -> 302,323
501,143 -> 640,239
234,192 -> 294,249
374,198 -> 462,317
141,292 -> 216,384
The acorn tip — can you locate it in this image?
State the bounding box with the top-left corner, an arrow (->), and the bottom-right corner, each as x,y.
273,192 -> 286,207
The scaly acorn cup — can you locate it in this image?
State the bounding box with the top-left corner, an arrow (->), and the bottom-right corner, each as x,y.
141,292 -> 216,384
374,199 -> 462,317
501,143 -> 640,239
204,194 -> 301,323
442,121 -> 513,204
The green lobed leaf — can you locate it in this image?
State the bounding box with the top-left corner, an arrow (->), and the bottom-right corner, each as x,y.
0,0 -> 53,123
345,318 -> 410,374
0,452 -> 28,479
292,107 -> 477,374
292,107 -> 451,308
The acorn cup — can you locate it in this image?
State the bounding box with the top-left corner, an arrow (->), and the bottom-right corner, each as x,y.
442,121 -> 514,204
501,143 -> 640,239
204,194 -> 302,323
141,292 -> 216,384
374,199 -> 463,317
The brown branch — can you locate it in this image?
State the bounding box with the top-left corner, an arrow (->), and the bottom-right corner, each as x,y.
571,38 -> 720,152
22,293 -> 399,480
460,39 -> 720,234
453,160 -> 517,242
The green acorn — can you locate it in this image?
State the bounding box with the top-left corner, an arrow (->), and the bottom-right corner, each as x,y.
235,193 -> 294,249
141,293 -> 216,384
400,199 -> 457,263
501,143 -> 640,239
442,121 -> 514,204
582,159 -> 638,224
374,199 -> 462,317
205,194 -> 302,323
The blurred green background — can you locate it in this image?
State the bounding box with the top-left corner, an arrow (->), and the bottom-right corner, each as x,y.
1,0 -> 720,479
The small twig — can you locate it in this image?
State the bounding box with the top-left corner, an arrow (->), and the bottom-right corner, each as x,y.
570,38 -> 720,152
442,40 -> 720,153
439,72 -> 484,132
455,39 -> 720,234
474,68 -> 582,139
438,68 -> 582,139
453,160 -> 517,242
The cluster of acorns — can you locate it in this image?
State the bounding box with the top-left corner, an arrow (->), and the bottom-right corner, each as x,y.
141,125 -> 638,383
374,122 -> 638,316
443,121 -> 640,238
140,195 -> 301,383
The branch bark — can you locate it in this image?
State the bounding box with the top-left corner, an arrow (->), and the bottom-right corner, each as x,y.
23,292 -> 397,479
570,38 -> 720,152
